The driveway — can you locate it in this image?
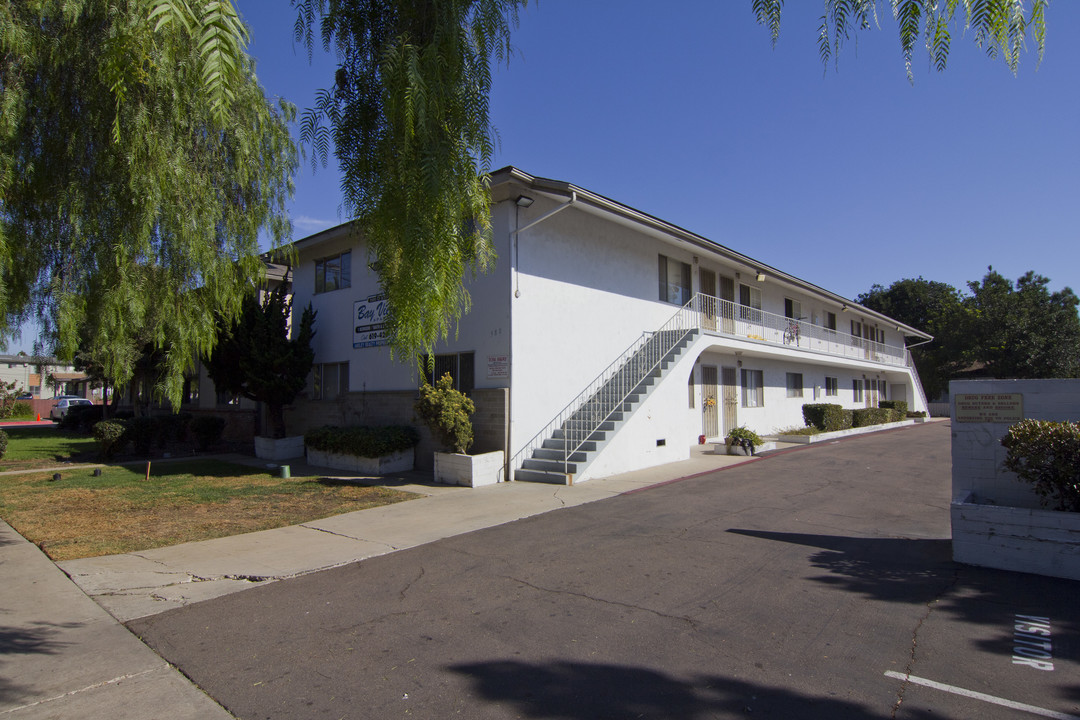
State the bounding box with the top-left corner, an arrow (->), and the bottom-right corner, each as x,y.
129,422 -> 1080,719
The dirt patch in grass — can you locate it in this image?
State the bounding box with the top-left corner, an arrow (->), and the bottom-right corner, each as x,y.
0,460 -> 416,561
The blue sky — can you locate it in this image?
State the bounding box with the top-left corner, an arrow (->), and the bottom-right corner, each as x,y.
238,0 -> 1079,305
9,1 -> 1078,352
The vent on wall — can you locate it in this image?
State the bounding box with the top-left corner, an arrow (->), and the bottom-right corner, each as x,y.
656,439 -> 666,447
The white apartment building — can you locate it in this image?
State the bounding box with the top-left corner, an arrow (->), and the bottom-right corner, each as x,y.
282,167 -> 931,484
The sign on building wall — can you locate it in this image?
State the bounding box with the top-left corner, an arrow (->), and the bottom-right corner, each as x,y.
487,354 -> 509,380
353,294 -> 389,348
955,393 -> 1024,423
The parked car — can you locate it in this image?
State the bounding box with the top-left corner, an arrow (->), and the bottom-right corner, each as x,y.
15,394 -> 33,400
50,398 -> 93,421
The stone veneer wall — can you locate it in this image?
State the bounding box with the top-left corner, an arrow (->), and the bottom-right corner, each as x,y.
285,387 -> 509,470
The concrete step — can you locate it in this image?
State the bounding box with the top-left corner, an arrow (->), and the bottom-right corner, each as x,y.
532,448 -> 589,462
523,458 -> 581,474
515,467 -> 572,485
542,438 -> 597,452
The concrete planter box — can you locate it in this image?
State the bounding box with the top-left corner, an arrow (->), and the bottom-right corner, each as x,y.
775,419 -> 914,444
254,435 -> 305,461
306,447 -> 415,475
716,441 -> 777,456
433,450 -> 504,487
951,493 -> 1080,582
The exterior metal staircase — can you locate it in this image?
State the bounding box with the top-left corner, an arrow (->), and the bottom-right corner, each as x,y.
512,300 -> 704,485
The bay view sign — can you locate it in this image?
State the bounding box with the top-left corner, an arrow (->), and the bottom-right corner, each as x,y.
353,293 -> 389,348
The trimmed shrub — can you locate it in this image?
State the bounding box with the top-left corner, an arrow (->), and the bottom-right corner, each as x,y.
414,373 -> 475,454
852,407 -> 893,427
802,403 -> 852,432
879,400 -> 908,417
0,429 -> 7,459
305,425 -> 420,458
93,420 -> 129,459
125,417 -> 156,455
190,415 -> 226,451
10,401 -> 33,419
907,411 -> 927,419
154,413 -> 191,447
1001,419 -> 1080,512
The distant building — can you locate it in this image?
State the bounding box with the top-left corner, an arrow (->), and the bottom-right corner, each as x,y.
0,354 -> 88,399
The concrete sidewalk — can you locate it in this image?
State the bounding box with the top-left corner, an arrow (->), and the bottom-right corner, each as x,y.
0,520 -> 232,718
0,440 -> 793,719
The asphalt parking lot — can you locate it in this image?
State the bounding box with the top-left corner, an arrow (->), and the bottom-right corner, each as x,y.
130,421 -> 1079,719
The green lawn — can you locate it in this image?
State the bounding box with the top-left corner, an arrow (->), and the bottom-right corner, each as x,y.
0,426 -> 98,469
0,459 -> 415,560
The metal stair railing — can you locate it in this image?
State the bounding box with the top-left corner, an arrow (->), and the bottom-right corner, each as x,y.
506,295 -> 706,480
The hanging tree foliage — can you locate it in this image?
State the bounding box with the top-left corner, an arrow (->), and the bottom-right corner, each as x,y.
294,0 -> 525,365
752,0 -> 1048,81
0,0 -> 296,406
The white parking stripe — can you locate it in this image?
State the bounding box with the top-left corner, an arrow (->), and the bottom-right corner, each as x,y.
884,671 -> 1080,720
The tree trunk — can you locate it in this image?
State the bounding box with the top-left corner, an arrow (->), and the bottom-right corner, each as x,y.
268,402 -> 287,439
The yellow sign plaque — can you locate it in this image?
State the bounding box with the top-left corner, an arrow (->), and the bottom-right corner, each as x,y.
954,393 -> 1024,423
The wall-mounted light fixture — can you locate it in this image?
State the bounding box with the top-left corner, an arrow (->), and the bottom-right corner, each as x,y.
515,195 -> 534,208
895,325 -> 901,331
692,255 -> 699,265
756,271 -> 766,282
841,304 -> 848,312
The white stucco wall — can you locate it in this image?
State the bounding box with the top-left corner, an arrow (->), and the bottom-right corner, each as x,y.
508,197 -> 682,456
293,221 -> 513,395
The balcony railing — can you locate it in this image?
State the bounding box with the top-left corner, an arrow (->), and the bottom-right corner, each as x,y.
696,294 -> 906,366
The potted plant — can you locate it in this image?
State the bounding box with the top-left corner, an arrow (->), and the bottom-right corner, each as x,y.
726,426 -> 762,456
414,373 -> 503,487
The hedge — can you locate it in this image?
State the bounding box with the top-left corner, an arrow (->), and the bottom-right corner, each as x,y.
305,425 -> 420,458
879,400 -> 908,423
851,407 -> 893,427
802,404 -> 853,432
0,429 -> 7,459
190,415 -> 226,450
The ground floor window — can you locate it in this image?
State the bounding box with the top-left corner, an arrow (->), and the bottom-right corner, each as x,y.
312,362 -> 350,400
853,379 -> 864,403
825,376 -> 838,396
421,352 -> 475,395
741,369 -> 763,407
785,372 -> 803,398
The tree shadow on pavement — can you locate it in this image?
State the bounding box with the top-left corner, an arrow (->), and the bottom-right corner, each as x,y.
726,530 -> 1080,679
449,659 -> 938,720
0,620 -> 77,705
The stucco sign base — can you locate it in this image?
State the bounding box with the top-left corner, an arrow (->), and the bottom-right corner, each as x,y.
951,493 -> 1080,582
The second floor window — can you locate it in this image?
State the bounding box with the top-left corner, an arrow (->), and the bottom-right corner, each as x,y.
658,255 -> 691,305
315,251 -> 351,294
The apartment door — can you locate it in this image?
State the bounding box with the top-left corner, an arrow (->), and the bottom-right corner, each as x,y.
699,269 -> 717,331
701,365 -> 719,438
721,366 -> 738,437
719,276 -> 735,332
